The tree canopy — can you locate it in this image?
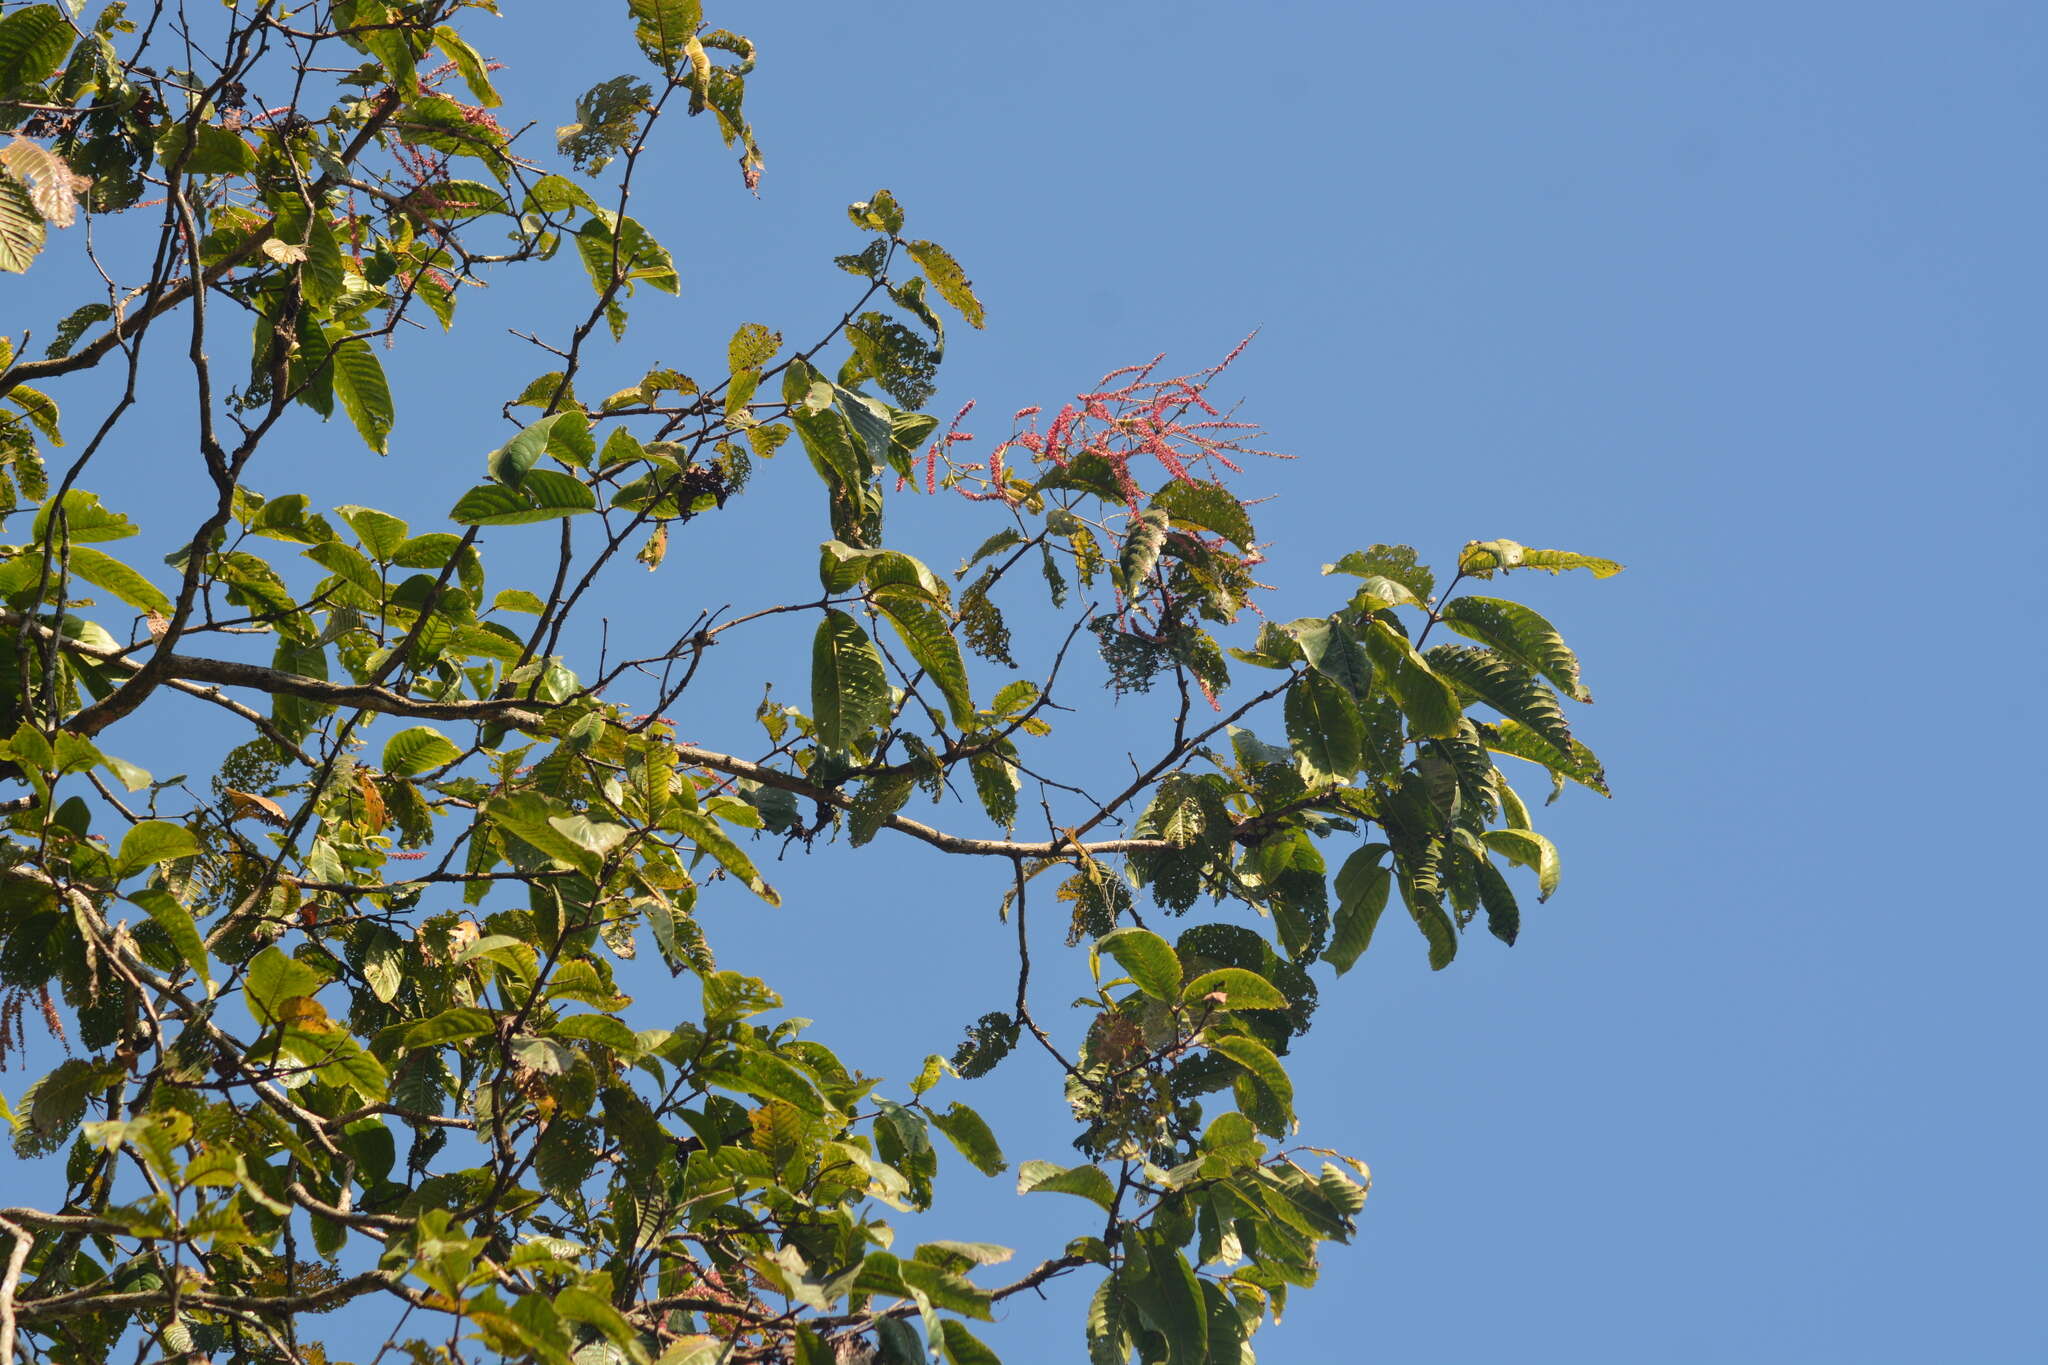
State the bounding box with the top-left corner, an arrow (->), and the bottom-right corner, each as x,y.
0,3 -> 1619,1362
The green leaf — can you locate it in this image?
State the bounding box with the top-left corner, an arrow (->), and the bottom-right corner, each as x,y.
1208,1034 -> 1293,1134
457,931 -> 530,968
1285,672 -> 1361,785
719,1047 -> 824,1116
386,1007 -> 498,1054
555,1286 -> 650,1365
848,189 -> 905,234
128,888 -> 210,987
1323,544 -> 1435,603
1016,1160 -> 1115,1210
811,610 -> 890,754
654,1339 -> 728,1365
963,529 -> 1024,572
968,746 -> 1019,830
728,321 -> 780,372
1477,719 -> 1610,797
0,173 -> 43,274
1461,540 -> 1625,579
305,541 -> 382,599
1396,863 -> 1459,971
1087,1275 -> 1134,1365
432,27 -> 501,106
33,489 -> 137,543
1095,926 -> 1182,1002
1180,968 -> 1288,1011
574,213 -> 678,294
337,505 -> 410,559
1363,620 -> 1461,739
525,173 -> 602,217
15,1058 -> 121,1159
116,820 -> 200,878
1130,1243 -> 1208,1365
1281,618 -> 1371,697
1472,851 -> 1521,945
488,413 -> 567,486
1438,595 -> 1591,702
848,770 -> 914,848
382,725 -> 461,777
100,754 -> 152,792
1484,828 -> 1560,901
65,545 -> 170,614
6,383 -> 59,442
1325,845 -> 1391,974
929,1101 -> 1006,1175
823,543 -> 947,601
1151,479 -> 1255,550
918,1242 -> 1015,1270
329,333 -> 395,454
361,929 -> 404,1004
628,0 -> 702,59
486,793 -> 603,876
1327,572 -> 1423,611
873,591 -> 972,724
248,493 -> 337,545
0,6 -> 72,95
548,813 -> 629,863
1424,643 -> 1573,756
905,240 -> 985,328
898,1259 -> 995,1320
244,946 -> 331,1025
42,302 -> 109,358
833,384 -> 908,476
787,368 -> 868,482
938,1320 -> 1002,1365
669,809 -> 779,905
450,470 -> 597,525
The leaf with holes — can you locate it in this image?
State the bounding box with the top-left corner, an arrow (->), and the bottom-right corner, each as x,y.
1180,968 -> 1287,1011
905,240 -> 984,328
1285,672 -> 1361,785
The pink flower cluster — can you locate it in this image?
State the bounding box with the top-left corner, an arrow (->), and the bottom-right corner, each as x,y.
923,336 -> 1282,507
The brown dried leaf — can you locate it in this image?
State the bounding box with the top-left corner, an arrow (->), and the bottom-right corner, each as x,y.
221,786 -> 289,826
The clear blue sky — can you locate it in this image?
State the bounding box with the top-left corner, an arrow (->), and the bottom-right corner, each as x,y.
12,2 -> 2044,1362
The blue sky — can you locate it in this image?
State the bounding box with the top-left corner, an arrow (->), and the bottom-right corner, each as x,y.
10,2 -> 2045,1362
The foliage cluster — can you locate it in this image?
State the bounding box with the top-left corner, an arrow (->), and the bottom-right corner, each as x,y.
0,3 -> 1618,1362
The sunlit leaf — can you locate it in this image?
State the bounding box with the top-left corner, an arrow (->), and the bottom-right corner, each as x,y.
382,725 -> 462,777
1096,927 -> 1182,1002
451,470 -> 597,525
905,239 -> 985,328
1424,642 -> 1573,756
1484,827 -> 1561,901
1439,594 -> 1592,701
811,609 -> 889,754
